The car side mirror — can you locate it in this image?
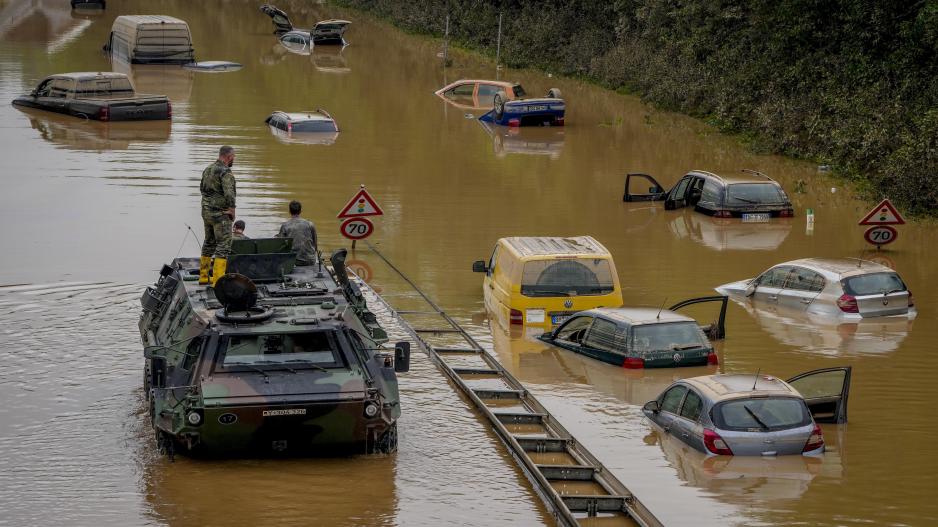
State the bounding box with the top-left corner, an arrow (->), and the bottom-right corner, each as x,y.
394,341 -> 410,373
472,260 -> 488,273
643,400 -> 660,414
745,279 -> 758,297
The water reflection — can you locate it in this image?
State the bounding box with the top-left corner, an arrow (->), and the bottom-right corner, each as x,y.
727,297 -> 913,355
0,0 -> 90,51
15,106 -> 171,151
668,210 -> 793,251
313,45 -> 350,73
111,63 -> 194,102
479,122 -> 564,159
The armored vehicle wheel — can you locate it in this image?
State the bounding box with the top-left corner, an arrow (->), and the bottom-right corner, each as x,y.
372,422 -> 398,454
493,91 -> 506,120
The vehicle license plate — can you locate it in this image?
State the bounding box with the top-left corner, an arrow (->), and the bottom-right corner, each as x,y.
742,213 -> 770,222
551,314 -> 570,325
526,105 -> 547,112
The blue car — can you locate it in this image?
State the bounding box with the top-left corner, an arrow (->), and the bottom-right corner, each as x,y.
479,88 -> 565,127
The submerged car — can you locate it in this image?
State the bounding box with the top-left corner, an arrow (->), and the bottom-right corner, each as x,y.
716,258 -> 916,320
265,110 -> 338,145
643,367 -> 851,456
12,72 -> 170,121
139,241 -> 408,457
435,79 -> 525,110
624,170 -> 795,219
479,87 -> 565,127
260,4 -> 350,44
538,296 -> 727,368
473,236 -> 623,329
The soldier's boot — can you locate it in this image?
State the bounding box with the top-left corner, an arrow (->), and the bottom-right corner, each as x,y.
198,256 -> 211,285
210,258 -> 227,287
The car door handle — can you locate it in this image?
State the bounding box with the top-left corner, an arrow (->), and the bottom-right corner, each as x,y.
681,432 -> 689,438
768,295 -> 778,300
800,298 -> 812,304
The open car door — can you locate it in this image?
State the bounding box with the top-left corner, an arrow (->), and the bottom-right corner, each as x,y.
623,173 -> 667,202
786,366 -> 851,424
260,4 -> 295,34
668,295 -> 728,339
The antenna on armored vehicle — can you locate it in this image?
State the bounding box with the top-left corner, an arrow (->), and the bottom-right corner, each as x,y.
751,368 -> 761,391
656,297 -> 668,320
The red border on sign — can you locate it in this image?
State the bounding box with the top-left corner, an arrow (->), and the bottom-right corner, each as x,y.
858,199 -> 906,225
337,188 -> 384,219
340,217 -> 374,240
863,225 -> 898,246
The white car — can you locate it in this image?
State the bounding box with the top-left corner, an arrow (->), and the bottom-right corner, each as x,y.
716,258 -> 915,320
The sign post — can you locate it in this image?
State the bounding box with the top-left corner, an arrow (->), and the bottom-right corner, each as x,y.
858,198 -> 905,250
337,185 -> 383,249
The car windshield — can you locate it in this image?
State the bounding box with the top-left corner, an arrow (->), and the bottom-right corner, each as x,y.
512,84 -> 526,97
725,183 -> 786,205
715,397 -> 811,431
631,322 -> 708,352
520,258 -> 615,297
842,272 -> 906,295
218,332 -> 344,370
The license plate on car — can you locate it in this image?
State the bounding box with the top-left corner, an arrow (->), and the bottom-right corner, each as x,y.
526,105 -> 547,112
742,213 -> 770,222
551,314 -> 570,325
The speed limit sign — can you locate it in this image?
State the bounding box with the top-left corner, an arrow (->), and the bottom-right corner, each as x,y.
863,225 -> 898,246
340,217 -> 374,240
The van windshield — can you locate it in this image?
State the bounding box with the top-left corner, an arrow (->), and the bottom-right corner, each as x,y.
217,332 -> 345,371
725,183 -> 786,205
631,322 -> 709,353
521,258 -> 615,297
842,272 -> 906,296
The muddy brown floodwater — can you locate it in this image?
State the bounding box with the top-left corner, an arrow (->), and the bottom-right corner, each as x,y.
1,0 -> 937,526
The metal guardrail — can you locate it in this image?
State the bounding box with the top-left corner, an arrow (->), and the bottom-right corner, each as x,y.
363,242 -> 664,527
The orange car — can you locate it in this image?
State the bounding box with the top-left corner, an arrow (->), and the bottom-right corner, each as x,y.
434,79 -> 525,110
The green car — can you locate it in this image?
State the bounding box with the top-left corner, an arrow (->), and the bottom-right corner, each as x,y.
538,297 -> 727,368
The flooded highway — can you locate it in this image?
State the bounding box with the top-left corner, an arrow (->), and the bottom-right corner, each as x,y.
1,0 -> 937,525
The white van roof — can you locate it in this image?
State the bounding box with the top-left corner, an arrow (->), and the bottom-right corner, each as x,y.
501,236 -> 610,258
113,15 -> 189,27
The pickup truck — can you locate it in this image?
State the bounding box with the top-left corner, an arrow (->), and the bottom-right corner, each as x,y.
12,72 -> 170,122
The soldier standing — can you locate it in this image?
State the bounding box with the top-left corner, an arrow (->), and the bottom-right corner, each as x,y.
199,146 -> 237,285
276,200 -> 318,266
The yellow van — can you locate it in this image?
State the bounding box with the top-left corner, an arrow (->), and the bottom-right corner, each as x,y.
472,236 -> 623,329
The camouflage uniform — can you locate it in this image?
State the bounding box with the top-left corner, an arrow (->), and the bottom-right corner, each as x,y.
277,217 -> 318,265
232,232 -> 250,240
200,160 -> 236,258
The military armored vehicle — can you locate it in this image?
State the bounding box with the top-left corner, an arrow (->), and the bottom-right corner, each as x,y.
138,238 -> 409,457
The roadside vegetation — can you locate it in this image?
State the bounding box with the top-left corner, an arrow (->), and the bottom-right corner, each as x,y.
338,0 -> 938,216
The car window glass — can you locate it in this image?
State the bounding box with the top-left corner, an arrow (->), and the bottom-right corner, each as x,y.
477,84 -> 500,98
487,246 -> 499,277
842,272 -> 906,295
789,369 -> 846,399
49,79 -> 71,98
758,266 -> 792,288
786,267 -> 825,292
700,179 -> 722,204
716,398 -> 811,431
669,177 -> 691,200
555,316 -> 593,342
452,83 -> 474,96
218,332 -> 344,371
660,385 -> 688,414
679,390 -> 703,421
520,258 -> 615,297
582,318 -> 618,351
36,80 -> 53,97
512,84 -> 526,97
726,183 -> 785,205
631,322 -> 708,352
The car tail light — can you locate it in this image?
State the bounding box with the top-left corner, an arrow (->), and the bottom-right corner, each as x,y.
703,429 -> 733,455
802,423 -> 824,453
713,210 -> 732,218
509,308 -> 523,325
908,290 -> 914,308
779,209 -> 795,217
287,121 -> 293,132
98,106 -> 109,122
554,118 -> 565,126
707,352 -> 719,365
167,100 -> 172,119
622,357 -> 645,369
508,118 -> 520,127
837,294 -> 858,313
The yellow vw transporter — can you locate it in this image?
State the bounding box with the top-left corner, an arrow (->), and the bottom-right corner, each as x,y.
472,236 -> 623,328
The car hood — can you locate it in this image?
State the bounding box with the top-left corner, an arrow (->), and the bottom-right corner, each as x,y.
715,279 -> 753,295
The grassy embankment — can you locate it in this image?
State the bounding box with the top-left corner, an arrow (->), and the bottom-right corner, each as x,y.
337,0 -> 938,216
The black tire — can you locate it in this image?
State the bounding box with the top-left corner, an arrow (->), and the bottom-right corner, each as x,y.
547,88 -> 561,99
493,91 -> 506,120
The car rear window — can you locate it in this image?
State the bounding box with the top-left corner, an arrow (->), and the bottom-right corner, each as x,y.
75,78 -> 134,96
713,397 -> 811,431
725,183 -> 786,205
842,272 -> 906,296
512,84 -> 526,97
630,322 -> 708,353
520,258 -> 615,297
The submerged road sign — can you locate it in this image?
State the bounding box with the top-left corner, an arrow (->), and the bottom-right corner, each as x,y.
340,217 -> 374,240
338,185 -> 384,219
864,225 -> 898,247
859,199 -> 905,225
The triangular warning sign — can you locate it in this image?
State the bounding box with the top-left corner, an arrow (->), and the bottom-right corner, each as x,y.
858,198 -> 905,225
337,187 -> 384,219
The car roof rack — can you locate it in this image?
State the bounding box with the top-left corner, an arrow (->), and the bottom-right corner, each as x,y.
741,168 -> 777,182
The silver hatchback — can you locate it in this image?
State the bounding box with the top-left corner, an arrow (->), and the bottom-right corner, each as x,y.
642,367 -> 851,456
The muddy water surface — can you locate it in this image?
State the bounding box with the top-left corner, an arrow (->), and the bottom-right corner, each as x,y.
1,0 -> 936,525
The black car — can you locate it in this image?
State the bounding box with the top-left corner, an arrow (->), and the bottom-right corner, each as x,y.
624,170 -> 795,220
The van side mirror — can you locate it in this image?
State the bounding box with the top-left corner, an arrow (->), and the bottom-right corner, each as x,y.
394,341 -> 410,373
643,400 -> 660,414
472,260 -> 488,273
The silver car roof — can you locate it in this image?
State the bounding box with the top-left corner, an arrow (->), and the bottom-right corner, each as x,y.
775,258 -> 895,279
584,307 -> 694,326
683,374 -> 799,402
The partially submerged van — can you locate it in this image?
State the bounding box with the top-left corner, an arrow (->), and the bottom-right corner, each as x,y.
105,15 -> 194,65
472,236 -> 623,328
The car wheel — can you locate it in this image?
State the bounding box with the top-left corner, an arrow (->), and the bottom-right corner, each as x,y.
547,88 -> 561,99
494,91 -> 506,120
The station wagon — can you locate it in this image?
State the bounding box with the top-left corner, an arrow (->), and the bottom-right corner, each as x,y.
435,79 -> 525,110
